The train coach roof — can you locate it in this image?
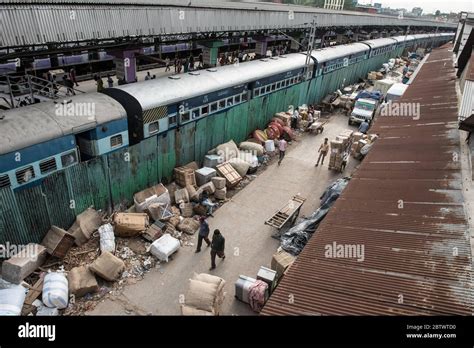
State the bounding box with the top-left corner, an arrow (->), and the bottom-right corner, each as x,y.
310,42 -> 369,63
0,93 -> 126,155
111,53 -> 308,111
362,37 -> 398,48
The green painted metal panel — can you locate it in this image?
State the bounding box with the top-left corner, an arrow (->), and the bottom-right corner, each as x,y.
247,98 -> 262,134
0,187 -> 29,245
210,112 -> 227,151
224,103 -> 249,144
175,122 -> 195,166
15,185 -> 50,244
65,163 -> 95,216
86,156 -> 111,211
108,147 -> 134,209
194,116 -> 213,165
42,171 -> 76,229
157,131 -> 176,182
128,136 -> 159,196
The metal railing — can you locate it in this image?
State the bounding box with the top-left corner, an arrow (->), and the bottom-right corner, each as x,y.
0,74 -> 85,109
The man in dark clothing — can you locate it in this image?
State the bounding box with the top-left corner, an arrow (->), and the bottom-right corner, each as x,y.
210,229 -> 225,270
198,53 -> 203,68
195,216 -> 211,253
63,75 -> 75,95
69,67 -> 79,87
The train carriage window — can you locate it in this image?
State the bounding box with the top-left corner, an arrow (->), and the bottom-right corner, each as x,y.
0,174 -> 11,188
181,111 -> 191,122
169,114 -> 177,126
39,157 -> 57,174
191,109 -> 200,119
276,82 -> 281,89
201,105 -> 209,116
110,134 -> 123,148
149,121 -> 159,134
234,95 -> 241,104
211,102 -> 218,112
219,100 -> 226,109
226,98 -> 233,107
61,150 -> 77,167
254,89 -> 260,97
16,166 -> 35,184
266,85 -> 271,93
271,84 -> 276,91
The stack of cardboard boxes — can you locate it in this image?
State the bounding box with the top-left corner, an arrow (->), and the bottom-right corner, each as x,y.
329,129 -> 354,171
329,140 -> 344,170
351,133 -> 378,158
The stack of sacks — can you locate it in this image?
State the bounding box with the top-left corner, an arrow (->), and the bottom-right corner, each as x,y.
212,177 -> 227,200
239,142 -> 264,157
181,273 -> 226,316
216,140 -> 239,162
177,218 -> 200,235
228,158 -> 250,177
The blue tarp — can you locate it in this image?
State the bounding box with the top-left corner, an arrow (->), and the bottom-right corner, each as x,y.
355,90 -> 383,102
280,177 -> 350,256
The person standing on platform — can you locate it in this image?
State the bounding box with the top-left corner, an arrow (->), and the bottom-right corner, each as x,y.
278,137 -> 288,166
315,138 -> 329,167
196,216 -> 211,253
210,229 -> 225,270
69,67 -> 79,87
107,74 -> 114,88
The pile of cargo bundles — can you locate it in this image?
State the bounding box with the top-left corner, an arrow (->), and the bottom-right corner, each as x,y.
329,129 -> 354,171
350,133 -> 378,158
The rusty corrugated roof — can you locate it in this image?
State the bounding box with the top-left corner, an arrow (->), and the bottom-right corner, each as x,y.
262,44 -> 474,316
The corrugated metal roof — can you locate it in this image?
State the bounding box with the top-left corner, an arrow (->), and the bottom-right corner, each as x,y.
459,80 -> 474,122
0,1 -> 456,48
262,44 -> 474,316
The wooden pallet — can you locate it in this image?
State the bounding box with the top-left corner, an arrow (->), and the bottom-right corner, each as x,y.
216,163 -> 242,187
265,195 -> 306,230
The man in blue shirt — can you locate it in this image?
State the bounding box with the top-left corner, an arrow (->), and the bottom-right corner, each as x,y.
195,216 -> 211,253
358,120 -> 370,134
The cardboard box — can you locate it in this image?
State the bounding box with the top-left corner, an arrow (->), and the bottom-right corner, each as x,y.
90,252 -> 125,281
113,213 -> 149,237
353,132 -> 364,142
174,166 -> 196,188
203,155 -> 223,169
68,208 -> 102,246
134,184 -> 170,213
257,266 -> 277,293
68,266 -> 99,298
195,167 -> 217,187
330,140 -> 343,150
142,221 -> 165,242
41,226 -> 75,258
271,250 -> 295,280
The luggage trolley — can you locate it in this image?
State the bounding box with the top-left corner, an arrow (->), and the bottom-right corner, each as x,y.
265,195 -> 306,239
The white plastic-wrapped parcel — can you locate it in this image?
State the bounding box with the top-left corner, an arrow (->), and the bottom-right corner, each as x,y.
42,272 -> 69,309
99,223 -> 115,253
150,234 -> 180,262
0,283 -> 27,315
